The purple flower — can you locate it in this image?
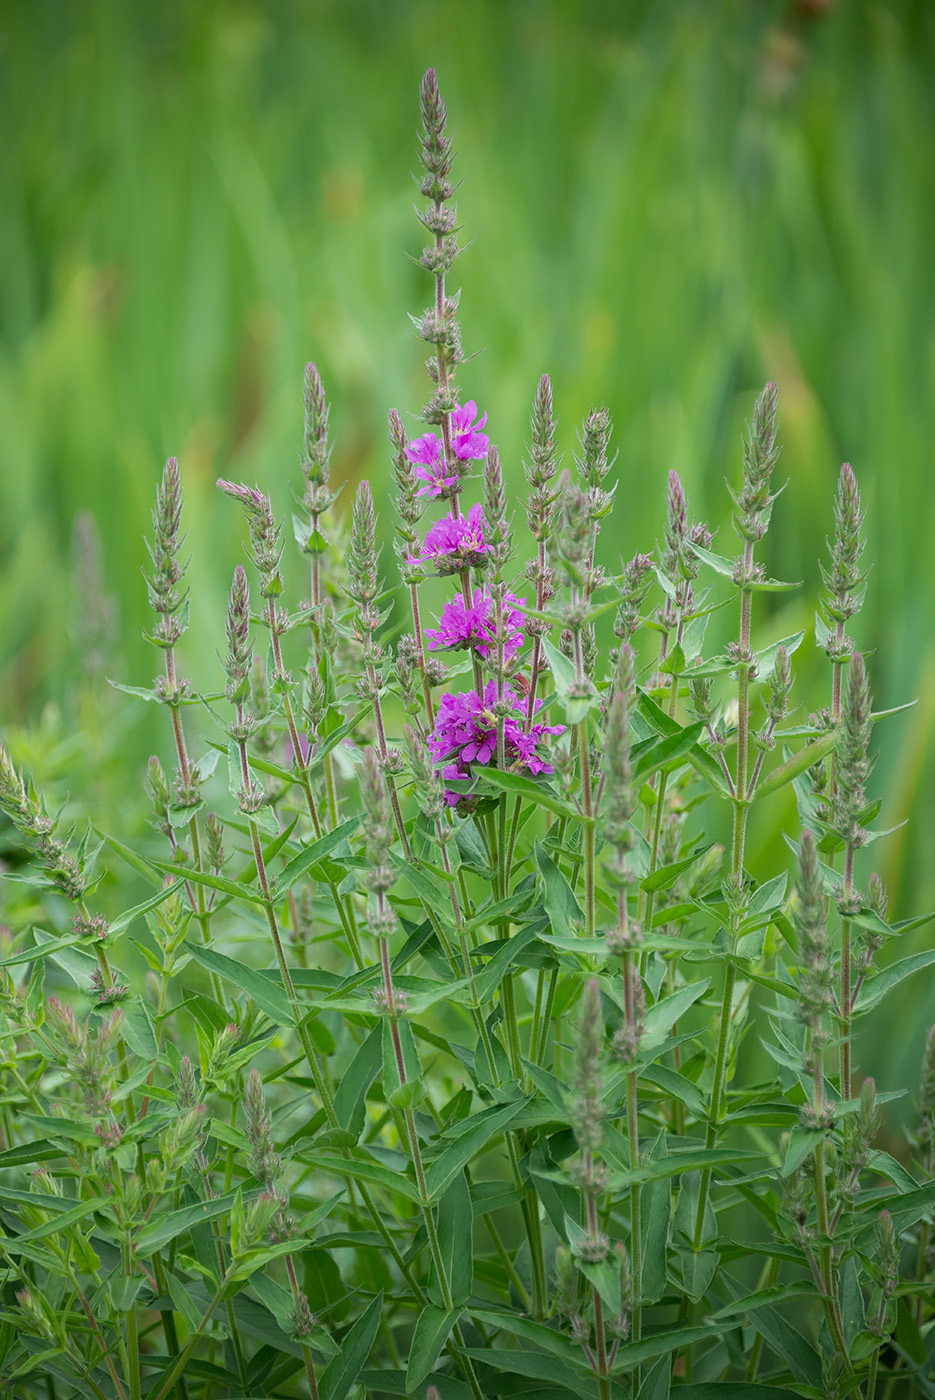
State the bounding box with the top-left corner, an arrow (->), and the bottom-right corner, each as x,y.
425,588 -> 525,661
405,433 -> 459,497
428,680 -> 564,804
411,503 -> 488,574
451,401 -> 489,461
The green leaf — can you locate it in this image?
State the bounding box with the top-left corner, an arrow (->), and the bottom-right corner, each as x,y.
475,768 -> 579,820
640,846 -> 710,894
430,1170 -> 473,1307
406,1307 -> 462,1392
319,1291 -> 383,1400
135,1191 -> 240,1256
542,637 -> 579,698
743,1306 -> 822,1386
675,1387 -> 805,1399
296,1150 -> 421,1204
107,680 -> 166,703
712,1279 -> 819,1318
152,859 -> 268,905
276,818 -> 360,895
642,981 -> 710,1046
120,996 -> 159,1061
460,1349 -> 596,1400
854,948 -> 935,1014
29,927 -> 98,987
753,731 -> 838,802
686,542 -> 736,576
536,841 -> 584,938
641,1133 -> 671,1306
610,1323 -> 731,1370
109,1274 -> 145,1312
633,722 -> 705,781
425,1101 -> 525,1199
637,1356 -> 671,1400
333,1024 -> 382,1143
183,943 -> 292,1025
0,1139 -> 69,1168
2,1196 -> 110,1248
108,879 -> 187,936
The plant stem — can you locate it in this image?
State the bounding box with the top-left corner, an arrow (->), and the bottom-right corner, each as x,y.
693,555 -> 753,1249
840,842 -> 854,1102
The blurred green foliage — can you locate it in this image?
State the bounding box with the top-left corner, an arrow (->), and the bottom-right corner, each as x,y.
1,0 -> 934,1087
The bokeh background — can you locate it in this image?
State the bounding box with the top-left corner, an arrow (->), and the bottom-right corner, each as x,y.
1,0 -> 934,1094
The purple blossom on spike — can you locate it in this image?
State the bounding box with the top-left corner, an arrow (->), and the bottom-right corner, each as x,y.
425,588 -> 525,660
411,502 -> 488,573
405,432 -> 459,496
428,681 -> 564,804
450,401 -> 490,460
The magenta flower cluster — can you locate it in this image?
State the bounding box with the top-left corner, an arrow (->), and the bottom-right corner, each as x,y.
410,503 -> 488,574
428,682 -> 565,805
425,588 -> 525,661
406,402 -> 490,497
403,397 -> 563,804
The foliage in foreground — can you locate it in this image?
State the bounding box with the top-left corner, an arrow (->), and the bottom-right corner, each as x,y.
1,67 -> 934,1400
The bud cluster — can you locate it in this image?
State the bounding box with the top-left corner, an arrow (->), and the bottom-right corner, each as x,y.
0,746 -> 89,900
730,382 -> 780,543
831,653 -> 873,845
144,457 -> 189,648
217,479 -> 284,598
821,463 -> 867,637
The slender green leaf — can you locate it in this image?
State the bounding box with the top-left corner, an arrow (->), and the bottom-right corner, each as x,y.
153,859 -> 268,905
854,948 -> 935,1014
426,1101 -> 525,1199
297,1150 -> 421,1204
754,731 -> 838,802
431,1171 -> 473,1307
183,943 -> 292,1024
406,1307 -> 461,1392
276,818 -> 360,895
319,1291 -> 383,1400
333,1024 -> 382,1143
475,768 -> 579,819
135,1192 -> 240,1256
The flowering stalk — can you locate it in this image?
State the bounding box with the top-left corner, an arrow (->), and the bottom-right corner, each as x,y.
640,471 -> 712,939
555,476 -> 598,937
793,831 -> 850,1363
694,383 -> 780,1251
145,458 -> 218,975
821,462 -> 867,734
217,479 -> 365,963
603,650 -> 644,1345
832,651 -> 874,1102
565,980 -> 617,1399
523,374 -> 560,724
296,362 -> 340,826
390,409 -> 435,729
360,752 -> 484,1400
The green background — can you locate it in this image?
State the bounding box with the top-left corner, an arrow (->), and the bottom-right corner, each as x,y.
1,1 -> 933,1088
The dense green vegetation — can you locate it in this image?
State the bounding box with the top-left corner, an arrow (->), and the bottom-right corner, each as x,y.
1,1 -> 933,1104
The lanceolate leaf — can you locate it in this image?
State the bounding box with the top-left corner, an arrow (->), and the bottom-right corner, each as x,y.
425,1101 -> 526,1199
319,1291 -> 383,1400
183,943 -> 292,1024
276,817 -> 360,894
753,730 -> 838,802
854,948 -> 935,1014
406,1306 -> 462,1392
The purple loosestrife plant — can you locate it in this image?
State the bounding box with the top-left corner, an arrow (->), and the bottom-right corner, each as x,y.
1,65 -> 933,1400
